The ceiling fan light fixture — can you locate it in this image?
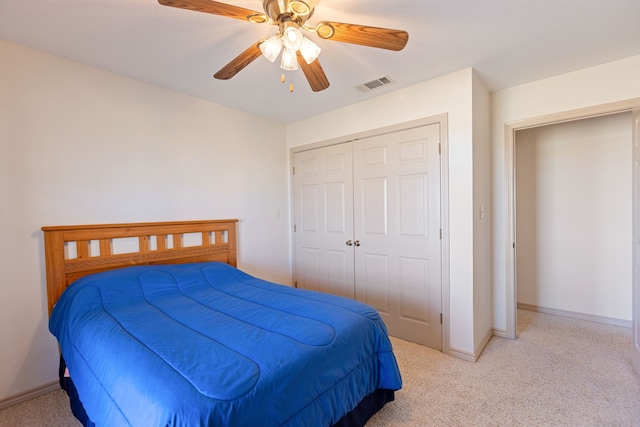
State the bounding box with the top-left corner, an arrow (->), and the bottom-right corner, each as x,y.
281,24 -> 304,51
280,48 -> 299,71
299,37 -> 321,64
259,34 -> 283,62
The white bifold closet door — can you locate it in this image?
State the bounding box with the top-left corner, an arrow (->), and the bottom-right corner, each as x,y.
293,124 -> 442,349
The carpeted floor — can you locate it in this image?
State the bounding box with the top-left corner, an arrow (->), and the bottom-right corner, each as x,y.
2,310 -> 639,426
368,310 -> 640,426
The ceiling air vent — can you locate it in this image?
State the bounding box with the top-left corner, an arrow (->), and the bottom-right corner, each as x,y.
356,75 -> 395,92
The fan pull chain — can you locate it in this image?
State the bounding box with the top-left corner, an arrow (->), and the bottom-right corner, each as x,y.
281,72 -> 294,92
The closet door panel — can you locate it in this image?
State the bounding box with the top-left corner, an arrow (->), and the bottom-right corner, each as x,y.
326,249 -> 351,298
399,256 -> 430,323
326,182 -> 347,233
299,184 -> 319,232
398,174 -> 427,236
301,248 -> 321,291
361,253 -> 391,314
361,178 -> 388,235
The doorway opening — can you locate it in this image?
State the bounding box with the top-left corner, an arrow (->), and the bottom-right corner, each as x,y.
504,99 -> 640,340
514,112 -> 632,327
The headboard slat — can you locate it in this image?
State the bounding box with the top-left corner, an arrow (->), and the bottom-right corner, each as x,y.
77,240 -> 90,258
139,236 -> 149,252
99,239 -> 111,256
157,235 -> 167,251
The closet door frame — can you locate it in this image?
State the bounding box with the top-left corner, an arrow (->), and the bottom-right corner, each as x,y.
290,114 -> 450,353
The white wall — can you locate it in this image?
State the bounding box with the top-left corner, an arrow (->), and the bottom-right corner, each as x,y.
0,40 -> 289,402
492,55 -> 640,332
472,72 -> 493,351
515,113 -> 632,320
287,69 -> 482,357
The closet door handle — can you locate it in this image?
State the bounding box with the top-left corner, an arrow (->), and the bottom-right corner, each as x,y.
354,240 -> 361,247
346,240 -> 354,246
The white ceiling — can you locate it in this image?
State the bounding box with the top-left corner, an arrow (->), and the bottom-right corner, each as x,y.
1,0 -> 639,123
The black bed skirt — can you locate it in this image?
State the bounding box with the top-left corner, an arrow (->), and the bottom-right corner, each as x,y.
59,356 -> 394,427
333,388 -> 395,427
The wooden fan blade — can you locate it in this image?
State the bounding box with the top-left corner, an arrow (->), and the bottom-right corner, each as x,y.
297,55 -> 330,92
316,21 -> 409,51
214,42 -> 263,80
158,0 -> 264,21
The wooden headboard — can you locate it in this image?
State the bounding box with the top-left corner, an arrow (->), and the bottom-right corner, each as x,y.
41,219 -> 238,315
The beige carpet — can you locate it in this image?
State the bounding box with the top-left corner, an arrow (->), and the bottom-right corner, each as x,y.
368,310 -> 640,426
2,310 -> 639,426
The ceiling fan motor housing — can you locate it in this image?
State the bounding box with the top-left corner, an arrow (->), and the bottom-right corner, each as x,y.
263,0 -> 317,24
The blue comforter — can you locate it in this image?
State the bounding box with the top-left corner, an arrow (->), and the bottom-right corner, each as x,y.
49,262 -> 402,426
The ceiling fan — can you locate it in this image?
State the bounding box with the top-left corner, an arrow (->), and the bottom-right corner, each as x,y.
157,0 -> 409,92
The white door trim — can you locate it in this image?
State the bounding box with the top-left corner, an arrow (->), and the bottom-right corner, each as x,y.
290,114 -> 451,353
633,105 -> 640,376
504,98 -> 640,340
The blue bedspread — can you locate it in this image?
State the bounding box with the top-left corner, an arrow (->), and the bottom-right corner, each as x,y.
49,262 -> 402,426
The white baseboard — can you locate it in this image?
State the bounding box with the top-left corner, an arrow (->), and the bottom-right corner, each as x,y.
474,328 -> 493,361
448,328 -> 494,362
492,328 -> 508,338
517,303 -> 632,328
0,381 -> 60,411
447,347 -> 476,362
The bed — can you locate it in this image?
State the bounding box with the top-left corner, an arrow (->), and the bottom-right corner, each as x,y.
42,219 -> 402,426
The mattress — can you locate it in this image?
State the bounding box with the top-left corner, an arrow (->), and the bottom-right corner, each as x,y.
49,262 -> 402,426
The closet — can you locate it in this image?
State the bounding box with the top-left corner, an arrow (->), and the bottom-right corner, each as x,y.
292,124 -> 442,349
515,112 -> 632,322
